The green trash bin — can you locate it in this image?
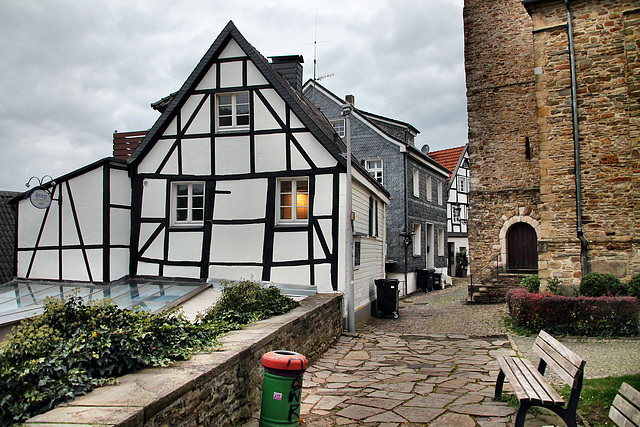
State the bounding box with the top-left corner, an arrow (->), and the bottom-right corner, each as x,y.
260,350 -> 308,427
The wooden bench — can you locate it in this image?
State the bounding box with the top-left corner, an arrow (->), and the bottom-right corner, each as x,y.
610,382 -> 640,427
494,330 -> 586,427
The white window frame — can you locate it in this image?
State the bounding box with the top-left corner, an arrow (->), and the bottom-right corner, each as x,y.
459,176 -> 469,193
277,178 -> 309,225
413,223 -> 421,256
426,175 -> 432,202
413,168 -> 419,198
171,182 -> 205,226
438,228 -> 445,256
438,180 -> 443,205
452,205 -> 461,223
366,159 -> 383,185
331,119 -> 345,137
216,92 -> 250,131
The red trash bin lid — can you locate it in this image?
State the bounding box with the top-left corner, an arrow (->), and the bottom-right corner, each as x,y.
262,350 -> 308,371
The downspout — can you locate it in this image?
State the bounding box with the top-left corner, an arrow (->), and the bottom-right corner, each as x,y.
565,0 -> 589,276
403,146 -> 409,297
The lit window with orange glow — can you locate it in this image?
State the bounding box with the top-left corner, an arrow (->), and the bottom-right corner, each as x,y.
278,178 -> 309,223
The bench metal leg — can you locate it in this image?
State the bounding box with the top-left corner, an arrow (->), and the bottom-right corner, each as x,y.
514,401 -> 531,427
494,369 -> 505,400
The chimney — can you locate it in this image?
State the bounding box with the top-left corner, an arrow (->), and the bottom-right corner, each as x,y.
270,55 -> 304,92
345,94 -> 355,106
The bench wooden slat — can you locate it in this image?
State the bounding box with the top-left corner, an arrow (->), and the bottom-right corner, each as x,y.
514,357 -> 564,405
610,383 -> 640,426
534,339 -> 581,387
538,330 -> 585,368
505,356 -> 538,400
533,337 -> 585,388
497,356 -> 527,398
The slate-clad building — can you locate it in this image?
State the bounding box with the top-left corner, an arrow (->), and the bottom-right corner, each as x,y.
9,21 -> 389,323
303,81 -> 450,294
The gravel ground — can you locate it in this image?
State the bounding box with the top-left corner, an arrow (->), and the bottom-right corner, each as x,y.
358,280 -> 640,380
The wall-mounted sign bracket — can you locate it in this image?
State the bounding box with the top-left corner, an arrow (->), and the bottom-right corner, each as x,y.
26,175 -> 62,209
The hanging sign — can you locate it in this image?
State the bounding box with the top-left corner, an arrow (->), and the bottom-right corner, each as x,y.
29,188 -> 52,209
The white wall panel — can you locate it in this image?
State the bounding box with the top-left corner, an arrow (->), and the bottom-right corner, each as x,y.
270,265 -> 310,286
313,174 -> 333,216
182,95 -> 209,135
273,232 -> 307,262
68,169 -> 103,245
182,138 -> 211,175
314,264 -> 332,293
109,248 -> 129,281
196,67 -> 217,90
219,39 -> 245,59
220,61 -> 243,88
62,250 -> 90,282
258,89 -> 286,123
208,265 -> 262,282
210,224 -> 264,263
140,228 -> 164,260
213,179 -> 267,220
215,136 -> 250,175
294,132 -> 338,168
255,134 -> 286,172
138,140 -> 175,174
160,149 -> 179,175
253,94 -> 281,131
163,265 -> 200,279
317,219 -> 333,251
61,187 -> 80,246
17,201 -> 46,247
168,232 -> 203,262
110,169 -> 131,206
110,209 -> 130,246
17,251 -> 33,277
86,249 -> 103,282
137,262 -> 159,277
246,61 -> 267,86
28,250 -> 59,280
163,117 -> 178,136
141,180 -> 166,218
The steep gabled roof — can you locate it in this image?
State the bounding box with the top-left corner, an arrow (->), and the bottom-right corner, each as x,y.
128,20 -> 346,167
303,79 -> 450,178
428,145 -> 467,182
0,191 -> 19,284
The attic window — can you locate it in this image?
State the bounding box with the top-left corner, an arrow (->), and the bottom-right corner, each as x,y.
216,92 -> 250,131
332,119 -> 345,137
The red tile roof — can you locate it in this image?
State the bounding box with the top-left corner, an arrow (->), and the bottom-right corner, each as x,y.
428,146 -> 465,181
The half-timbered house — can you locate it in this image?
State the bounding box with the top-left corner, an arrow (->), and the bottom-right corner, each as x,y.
428,145 -> 469,277
7,21 -> 389,324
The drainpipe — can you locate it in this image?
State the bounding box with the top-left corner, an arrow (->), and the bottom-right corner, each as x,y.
342,103 -> 355,333
402,146 -> 409,297
565,0 -> 589,276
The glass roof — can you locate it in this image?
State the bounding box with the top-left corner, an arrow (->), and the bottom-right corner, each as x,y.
0,279 -> 209,327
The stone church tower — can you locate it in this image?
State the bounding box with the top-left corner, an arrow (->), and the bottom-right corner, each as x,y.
464,0 -> 639,297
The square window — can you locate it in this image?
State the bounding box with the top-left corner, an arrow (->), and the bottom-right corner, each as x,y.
278,178 -> 309,224
217,92 -> 250,131
172,182 -> 205,226
366,159 -> 383,185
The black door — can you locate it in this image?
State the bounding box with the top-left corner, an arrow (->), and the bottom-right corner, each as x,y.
507,223 -> 537,272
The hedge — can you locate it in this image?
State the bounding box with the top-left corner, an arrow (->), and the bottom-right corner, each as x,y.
507,288 -> 640,336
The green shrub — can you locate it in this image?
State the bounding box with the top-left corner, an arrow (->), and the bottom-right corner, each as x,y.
507,288 -> 639,336
546,277 -> 564,295
579,272 -> 627,297
628,274 -> 640,299
0,295 -> 221,424
199,279 -> 300,325
520,274 -> 540,293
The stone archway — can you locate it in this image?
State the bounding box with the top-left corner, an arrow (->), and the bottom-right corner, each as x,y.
499,215 -> 540,273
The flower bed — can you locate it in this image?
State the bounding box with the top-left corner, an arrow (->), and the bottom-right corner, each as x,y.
507,288 -> 640,336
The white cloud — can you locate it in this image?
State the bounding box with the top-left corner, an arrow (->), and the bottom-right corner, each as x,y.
0,0 -> 466,191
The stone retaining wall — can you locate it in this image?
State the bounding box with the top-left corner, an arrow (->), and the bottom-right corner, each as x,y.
26,293 -> 343,427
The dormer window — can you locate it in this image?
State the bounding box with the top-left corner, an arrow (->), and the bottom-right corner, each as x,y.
332,119 -> 345,137
216,92 -> 250,131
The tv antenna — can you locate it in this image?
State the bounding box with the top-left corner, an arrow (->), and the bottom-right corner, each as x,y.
306,9 -> 333,101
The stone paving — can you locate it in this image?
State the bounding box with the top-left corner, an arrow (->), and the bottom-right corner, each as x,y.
245,280 -> 640,426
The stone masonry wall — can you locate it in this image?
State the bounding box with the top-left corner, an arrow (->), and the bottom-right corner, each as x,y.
464,0 -> 541,283
26,293 -> 343,427
528,0 -> 640,284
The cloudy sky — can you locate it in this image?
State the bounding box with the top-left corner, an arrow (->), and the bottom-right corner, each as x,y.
0,0 -> 466,192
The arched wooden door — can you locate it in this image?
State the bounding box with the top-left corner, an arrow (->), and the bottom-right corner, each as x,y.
507,222 -> 537,273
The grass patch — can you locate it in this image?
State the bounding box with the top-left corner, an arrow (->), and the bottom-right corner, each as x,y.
560,374 -> 640,426
503,314 -> 533,337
